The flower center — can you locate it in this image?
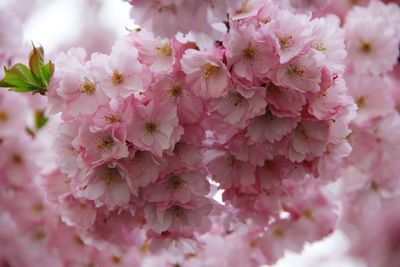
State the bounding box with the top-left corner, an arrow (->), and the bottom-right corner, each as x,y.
103,168 -> 121,185
32,202 -> 44,213
286,64 -> 304,80
0,110 -> 8,122
96,136 -> 114,150
356,96 -> 365,108
278,34 -> 294,51
12,153 -> 23,165
104,113 -> 122,124
112,71 -> 124,86
360,41 -> 372,54
201,63 -> 219,80
226,154 -> 236,167
243,43 -> 257,60
34,228 -> 46,240
155,43 -> 172,57
81,77 -> 96,95
236,1 -> 250,14
273,228 -> 284,237
296,123 -> 309,139
111,256 -> 122,264
260,16 -> 272,24
312,42 -> 327,52
171,205 -> 185,217
168,84 -> 183,99
144,122 -> 157,135
169,175 -> 186,189
229,91 -> 245,106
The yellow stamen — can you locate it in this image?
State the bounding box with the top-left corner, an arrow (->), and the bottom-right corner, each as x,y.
168,84 -> 183,99
243,43 -> 257,60
0,111 -> 8,122
201,63 -> 219,80
96,136 -> 114,150
286,64 -> 304,80
81,77 -> 96,95
360,42 -> 372,54
312,42 -> 327,52
155,42 -> 172,57
278,34 -> 294,50
112,71 -> 124,86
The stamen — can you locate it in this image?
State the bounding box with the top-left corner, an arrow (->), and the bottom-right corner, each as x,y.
144,122 -> 157,135
201,63 -> 219,80
12,154 -> 23,165
243,43 -> 257,60
155,42 -> 172,56
278,34 -> 294,51
229,91 -> 245,106
103,168 -> 121,185
81,77 -> 96,95
0,111 -> 8,122
356,96 -> 365,108
312,42 -> 327,52
169,175 -> 186,189
226,154 -> 236,167
168,84 -> 183,99
286,64 -> 304,80
360,42 -> 372,54
96,136 -> 114,151
104,113 -> 122,124
112,71 -> 124,86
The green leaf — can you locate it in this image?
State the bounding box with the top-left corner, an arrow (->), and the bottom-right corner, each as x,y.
29,44 -> 45,84
34,110 -> 48,130
0,44 -> 54,95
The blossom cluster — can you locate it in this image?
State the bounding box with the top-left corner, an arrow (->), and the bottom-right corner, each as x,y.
41,0 -> 358,265
1,0 -> 400,266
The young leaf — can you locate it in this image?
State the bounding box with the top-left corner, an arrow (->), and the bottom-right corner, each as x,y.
29,44 -> 46,85
0,44 -> 54,95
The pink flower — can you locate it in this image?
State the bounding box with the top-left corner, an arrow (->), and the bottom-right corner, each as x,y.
181,48 -> 231,99
273,55 -> 322,93
127,99 -> 183,156
90,39 -> 147,99
265,82 -> 306,118
310,16 -> 347,73
143,171 -> 210,204
287,120 -> 330,162
0,135 -> 39,186
269,10 -> 312,64
78,164 -> 131,209
229,0 -> 264,21
345,9 -> 399,75
119,149 -> 165,195
147,73 -> 205,124
144,199 -> 212,233
346,74 -> 395,123
224,24 -> 277,82
133,31 -> 176,73
247,109 -> 299,144
0,91 -> 29,136
207,151 -> 257,192
52,49 -> 110,117
78,120 -> 129,167
54,122 -> 83,177
210,88 -> 267,129
59,195 -> 97,230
